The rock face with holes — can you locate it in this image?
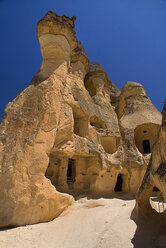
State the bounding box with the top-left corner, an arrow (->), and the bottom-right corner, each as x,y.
0,11 -> 162,227
134,100 -> 166,218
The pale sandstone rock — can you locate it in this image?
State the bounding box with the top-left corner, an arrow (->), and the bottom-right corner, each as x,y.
0,11 -> 162,227
71,42 -> 89,80
37,11 -> 77,50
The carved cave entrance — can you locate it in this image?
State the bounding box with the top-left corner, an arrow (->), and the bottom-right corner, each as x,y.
67,159 -> 76,183
114,173 -> 123,192
134,123 -> 160,154
142,140 -> 151,154
45,153 -> 77,193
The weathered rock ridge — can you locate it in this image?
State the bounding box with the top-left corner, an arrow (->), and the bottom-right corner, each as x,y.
0,11 -> 162,227
134,100 -> 166,218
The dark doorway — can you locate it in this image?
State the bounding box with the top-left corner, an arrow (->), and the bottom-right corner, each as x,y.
143,140 -> 151,154
67,159 -> 75,183
114,174 -> 123,192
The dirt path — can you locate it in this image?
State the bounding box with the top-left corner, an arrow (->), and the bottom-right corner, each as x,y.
0,198 -> 139,248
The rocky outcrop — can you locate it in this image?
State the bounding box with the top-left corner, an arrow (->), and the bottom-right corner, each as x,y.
134,100 -> 166,218
0,11 -> 78,228
0,11 -> 162,227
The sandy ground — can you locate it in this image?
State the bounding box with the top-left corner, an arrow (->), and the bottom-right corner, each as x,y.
0,198 -> 165,248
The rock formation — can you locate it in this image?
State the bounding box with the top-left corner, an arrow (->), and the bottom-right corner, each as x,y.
0,11 -> 162,227
134,100 -> 166,218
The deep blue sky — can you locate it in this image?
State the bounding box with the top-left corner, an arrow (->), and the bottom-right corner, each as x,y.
0,0 -> 166,121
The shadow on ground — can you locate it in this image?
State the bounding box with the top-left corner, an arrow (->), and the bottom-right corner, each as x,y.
131,210 -> 166,248
59,191 -> 135,201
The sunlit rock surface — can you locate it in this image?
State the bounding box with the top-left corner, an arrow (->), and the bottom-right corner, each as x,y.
0,11 -> 162,227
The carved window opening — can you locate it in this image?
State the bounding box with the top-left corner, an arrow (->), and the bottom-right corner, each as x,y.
114,173 -> 123,192
73,111 -> 88,137
143,140 -> 151,154
67,159 -> 76,183
101,136 -> 120,154
153,186 -> 160,192
90,116 -> 106,129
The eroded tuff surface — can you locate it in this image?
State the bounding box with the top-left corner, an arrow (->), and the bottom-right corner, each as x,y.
0,11 -> 162,227
134,100 -> 166,218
